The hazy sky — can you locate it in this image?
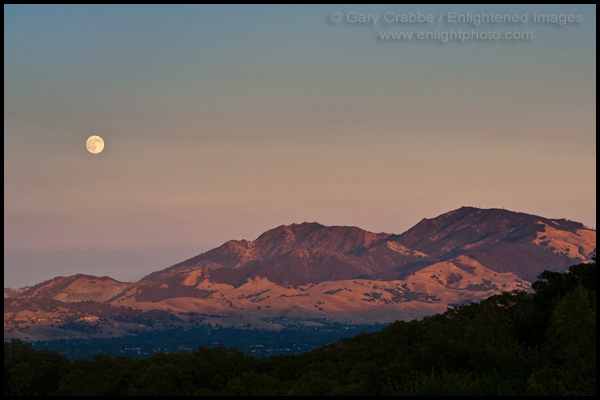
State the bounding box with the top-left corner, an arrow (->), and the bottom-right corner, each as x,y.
4,4 -> 596,287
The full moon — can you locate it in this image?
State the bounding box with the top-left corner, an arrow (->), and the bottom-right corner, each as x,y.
86,135 -> 105,154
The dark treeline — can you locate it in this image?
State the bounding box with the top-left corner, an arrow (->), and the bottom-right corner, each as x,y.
4,259 -> 596,396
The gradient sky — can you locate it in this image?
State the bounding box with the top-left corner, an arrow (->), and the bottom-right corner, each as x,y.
4,4 -> 596,287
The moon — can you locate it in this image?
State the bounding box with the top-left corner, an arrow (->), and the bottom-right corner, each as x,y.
86,135 -> 105,154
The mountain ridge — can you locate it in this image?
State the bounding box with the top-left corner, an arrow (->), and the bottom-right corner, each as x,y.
4,207 -> 596,341
140,207 -> 594,285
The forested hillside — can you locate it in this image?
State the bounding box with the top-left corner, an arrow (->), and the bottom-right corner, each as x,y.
5,257 -> 596,396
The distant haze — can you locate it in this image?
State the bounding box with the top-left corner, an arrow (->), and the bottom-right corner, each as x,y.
4,4 -> 596,287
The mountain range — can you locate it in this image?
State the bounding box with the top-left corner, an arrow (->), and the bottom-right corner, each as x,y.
4,207 -> 596,341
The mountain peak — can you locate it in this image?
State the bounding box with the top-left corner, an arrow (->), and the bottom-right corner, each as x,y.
254,221 -> 389,260
256,221 -> 324,240
392,206 -> 595,279
140,207 -> 594,285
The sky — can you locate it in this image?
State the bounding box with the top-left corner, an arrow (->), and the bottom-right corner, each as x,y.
4,4 -> 596,287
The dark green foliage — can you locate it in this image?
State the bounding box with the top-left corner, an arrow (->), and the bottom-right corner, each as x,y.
4,261 -> 596,395
527,285 -> 596,395
4,339 -> 69,396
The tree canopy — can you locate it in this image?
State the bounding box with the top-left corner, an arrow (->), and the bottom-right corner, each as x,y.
4,259 -> 596,396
